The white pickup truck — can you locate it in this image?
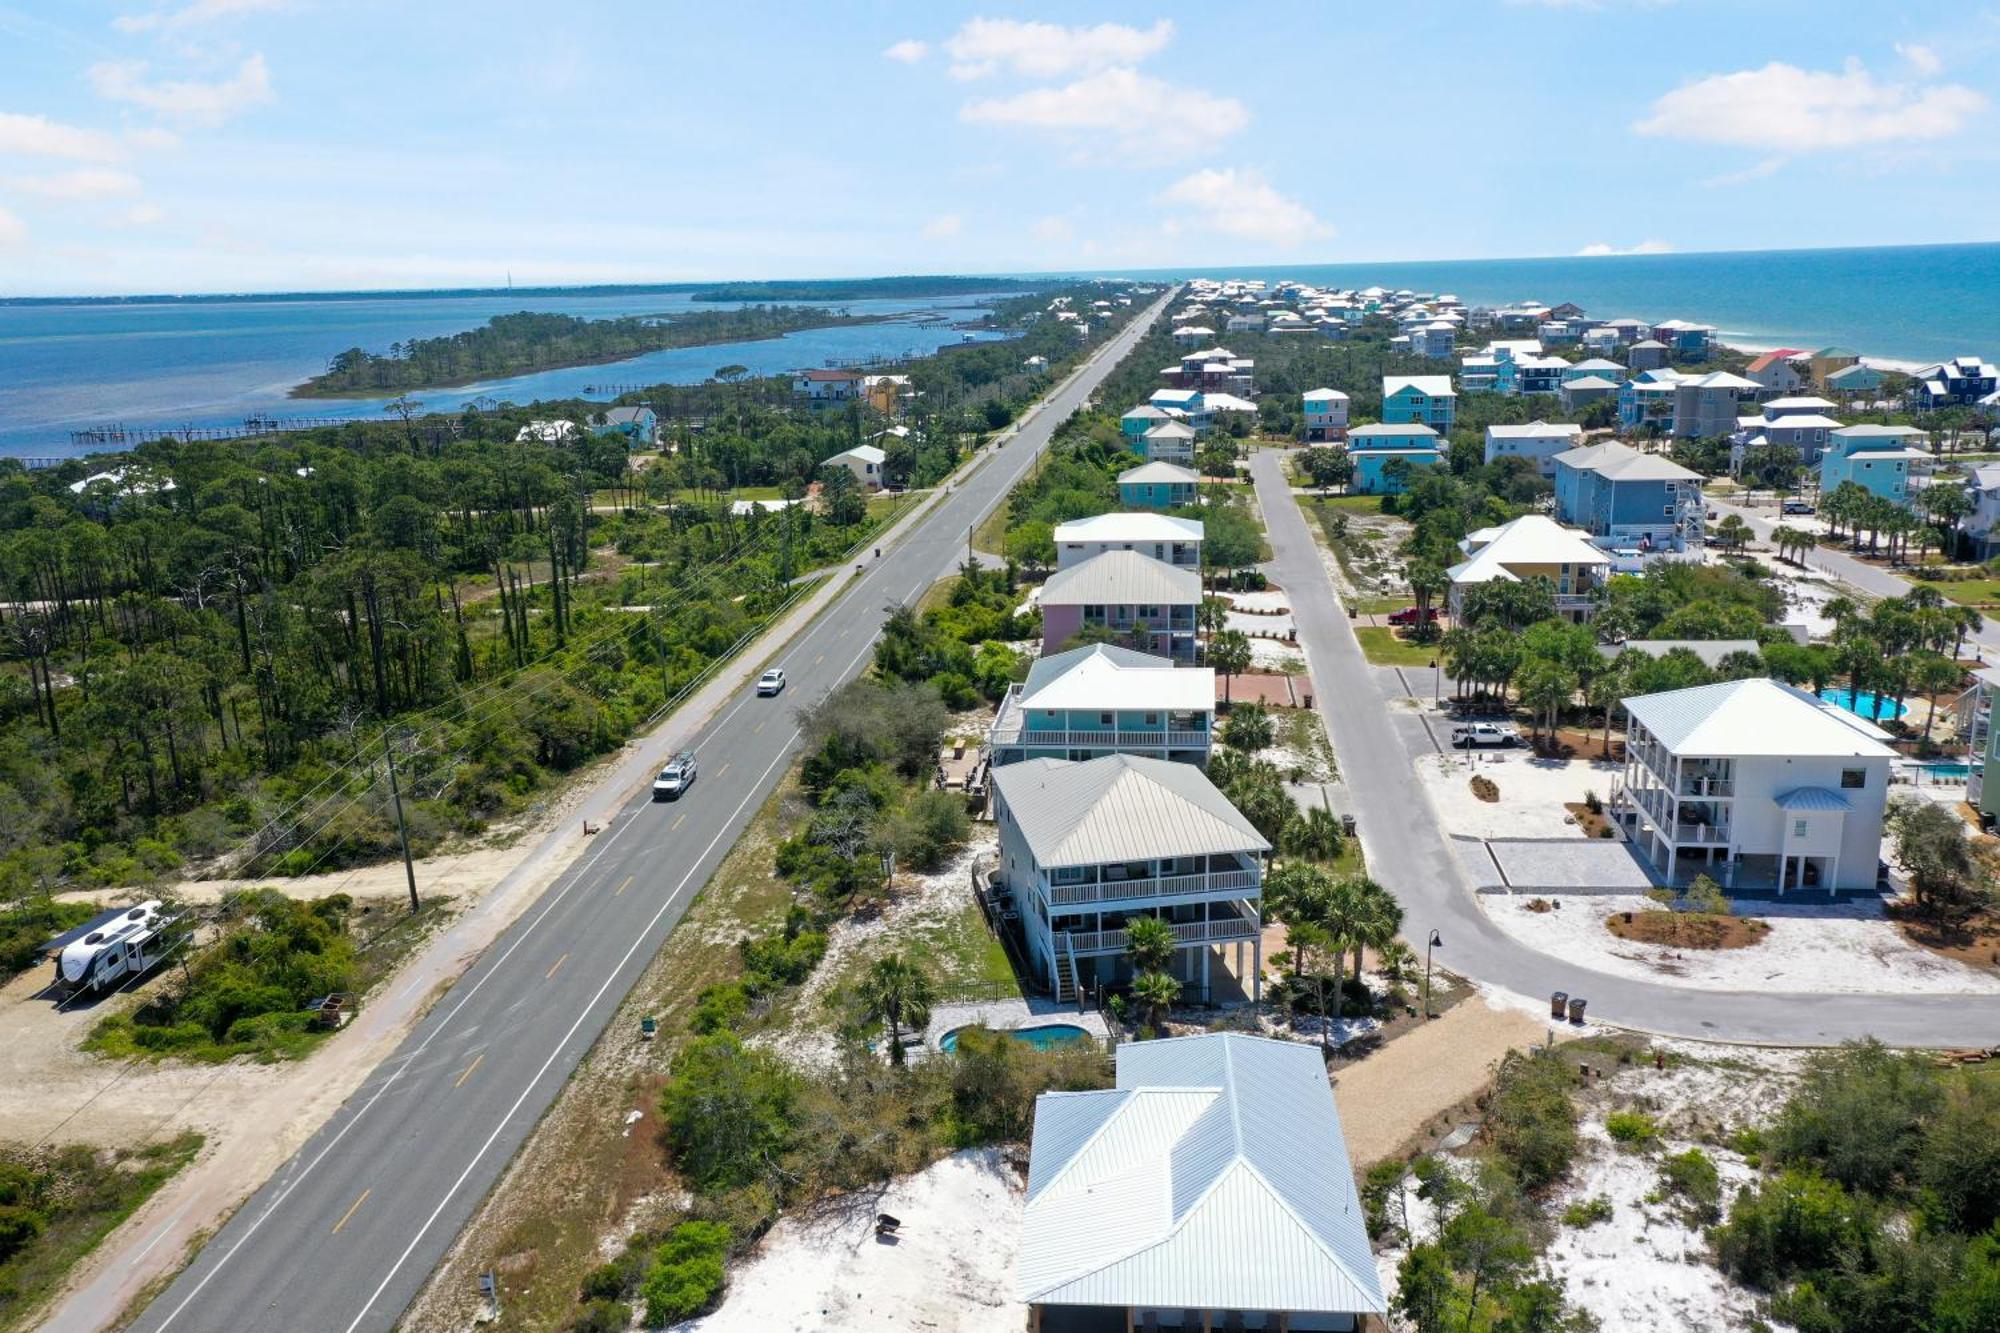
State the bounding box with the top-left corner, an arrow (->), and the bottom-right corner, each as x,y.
1451,721 -> 1520,749
652,750 -> 698,800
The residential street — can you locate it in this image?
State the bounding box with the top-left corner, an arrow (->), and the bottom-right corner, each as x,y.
81,299 -> 1175,1333
1249,448 -> 2000,1047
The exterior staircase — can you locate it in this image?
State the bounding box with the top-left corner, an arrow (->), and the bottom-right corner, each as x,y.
1053,940 -> 1078,1005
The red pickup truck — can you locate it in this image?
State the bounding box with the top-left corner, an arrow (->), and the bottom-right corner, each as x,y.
1387,606 -> 1439,626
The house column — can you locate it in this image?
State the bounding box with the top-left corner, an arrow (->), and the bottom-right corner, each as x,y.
1202,943 -> 1212,1000
1252,935 -> 1263,1005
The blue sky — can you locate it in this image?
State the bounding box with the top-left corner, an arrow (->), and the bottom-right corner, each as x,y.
1,1 -> 1996,295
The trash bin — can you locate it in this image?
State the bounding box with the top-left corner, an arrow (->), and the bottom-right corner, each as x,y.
1340,814 -> 1356,836
1550,990 -> 1568,1020
1567,996 -> 1587,1024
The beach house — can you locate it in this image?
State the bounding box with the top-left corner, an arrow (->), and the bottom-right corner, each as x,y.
1733,398 -> 1846,466
1302,387 -> 1350,441
986,644 -> 1214,768
863,374 -> 912,415
793,368 -> 862,403
592,405 -> 658,447
1560,376 -> 1621,413
1911,356 -> 2000,410
1039,550 -> 1202,661
1410,320 -> 1456,358
1140,420 -> 1198,467
990,755 -> 1268,1003
1170,324 -> 1216,346
1824,363 -> 1885,399
821,443 -> 886,490
1484,421 -> 1583,476
1347,423 -> 1446,494
1808,347 -> 1861,383
1121,403 -> 1173,443
1554,440 -> 1706,550
1447,514 -> 1610,621
1652,319 -> 1717,360
1054,512 -> 1203,571
1671,371 -> 1762,438
1818,425 -> 1931,505
1626,339 -> 1671,372
1610,677 -> 1895,892
1744,350 -> 1809,395
1118,461 -> 1199,510
1381,374 -> 1456,430
1019,1033 -> 1384,1332
1563,357 -> 1628,387
1149,389 -> 1213,434
1513,353 -> 1571,396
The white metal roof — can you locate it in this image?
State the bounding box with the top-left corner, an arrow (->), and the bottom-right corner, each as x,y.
1761,413 -> 1845,430
1123,404 -> 1171,420
1553,440 -> 1703,483
1017,644 -> 1215,713
824,444 -> 885,465
1041,549 -> 1201,608
1831,424 -> 1924,439
1486,421 -> 1583,441
993,754 -> 1267,866
1347,422 -> 1440,440
1201,392 -> 1258,413
1302,387 -> 1350,402
1119,461 -> 1200,484
1020,1033 -> 1382,1314
1620,677 -> 1896,758
1144,421 -> 1198,440
1765,395 -> 1838,411
1382,374 -> 1456,398
1055,512 -> 1205,545
1449,515 -> 1609,586
1596,639 -> 1760,668
1563,375 -> 1621,391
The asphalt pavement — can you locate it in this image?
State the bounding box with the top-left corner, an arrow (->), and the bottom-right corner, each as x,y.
123,292 -> 1174,1333
1250,448 -> 2000,1049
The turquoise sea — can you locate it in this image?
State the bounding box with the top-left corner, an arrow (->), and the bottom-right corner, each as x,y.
1129,242 -> 2000,367
0,290 -> 1011,460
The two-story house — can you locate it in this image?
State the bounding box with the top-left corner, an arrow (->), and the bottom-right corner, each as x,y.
1818,424 -> 1931,505
1039,550 -> 1202,661
821,443 -> 886,490
987,644 -> 1214,768
1140,420 -> 1198,466
1824,362 -> 1885,398
1484,421 -> 1583,476
1732,398 -> 1846,467
1302,387 -> 1351,441
1553,440 -> 1706,550
1409,321 -> 1456,358
1911,356 -> 2000,410
1671,371 -> 1762,438
1626,338 -> 1671,372
1652,319 -> 1717,360
990,754 -> 1268,1003
1381,374 -> 1456,430
1020,1033 -> 1384,1333
1121,403 -> 1173,442
1513,353 -> 1570,396
1346,424 -> 1447,494
1117,461 -> 1200,510
1447,514 -> 1610,621
794,368 -> 862,403
1611,677 -> 1895,892
1053,512 -> 1203,571
593,405 -> 658,447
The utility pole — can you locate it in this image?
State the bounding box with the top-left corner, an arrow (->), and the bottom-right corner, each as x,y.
385,733 -> 419,915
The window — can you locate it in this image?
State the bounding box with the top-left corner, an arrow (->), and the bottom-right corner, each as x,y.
1841,768 -> 1866,789
1145,713 -> 1159,726
1793,820 -> 1809,838
1099,712 -> 1114,727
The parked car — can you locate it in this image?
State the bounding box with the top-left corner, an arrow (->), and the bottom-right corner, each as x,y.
653,750 -> 698,800
1781,499 -> 1817,516
1452,722 -> 1520,749
1388,606 -> 1439,626
756,668 -> 786,696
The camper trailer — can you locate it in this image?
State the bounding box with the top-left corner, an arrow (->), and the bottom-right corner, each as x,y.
50,900 -> 184,996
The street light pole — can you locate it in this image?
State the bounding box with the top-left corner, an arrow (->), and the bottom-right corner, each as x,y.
1424,929 -> 1443,1019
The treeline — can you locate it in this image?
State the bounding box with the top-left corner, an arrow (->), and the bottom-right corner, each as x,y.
296,306 -> 881,396
690,275 -> 1052,303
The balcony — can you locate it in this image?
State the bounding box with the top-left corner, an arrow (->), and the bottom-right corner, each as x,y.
992,726 -> 1212,750
1046,868 -> 1259,909
1673,822 -> 1731,845
1678,776 -> 1733,798
1055,906 -> 1261,957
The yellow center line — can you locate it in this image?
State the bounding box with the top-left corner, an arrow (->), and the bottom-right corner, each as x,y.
614,875 -> 634,896
331,1188 -> 370,1235
671,813 -> 686,830
813,652 -> 824,665
545,952 -> 569,981
453,1052 -> 484,1088
753,720 -> 765,735
717,762 -> 730,777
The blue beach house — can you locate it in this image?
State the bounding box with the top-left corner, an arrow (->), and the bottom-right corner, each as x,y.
1347,423 -> 1445,494
1382,375 -> 1456,430
985,644 -> 1216,768
593,405 -> 658,447
1553,441 -> 1706,550
1118,461 -> 1200,509
1121,404 -> 1172,441
1819,425 -> 1931,505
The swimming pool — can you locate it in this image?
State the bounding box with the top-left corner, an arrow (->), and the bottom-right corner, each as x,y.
937,1023 -> 1091,1053
1917,761 -> 1971,780
1819,687 -> 1906,721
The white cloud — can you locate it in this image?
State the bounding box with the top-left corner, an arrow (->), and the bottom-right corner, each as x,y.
1032,215 -> 1073,243
921,213 -> 962,239
90,53 -> 275,127
0,111 -> 126,162
1896,42 -> 1942,76
1635,59 -> 1985,150
1576,239 -> 1673,256
0,205 -> 25,248
120,203 -> 166,225
882,39 -> 928,64
1700,155 -> 1785,188
113,0 -> 286,34
943,17 -> 1173,80
961,67 -> 1247,163
1156,167 -> 1330,250
4,168 -> 143,199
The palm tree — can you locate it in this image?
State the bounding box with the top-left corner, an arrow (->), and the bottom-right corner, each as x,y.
1340,877 -> 1404,997
1131,969 -> 1180,1036
1914,653 -> 1966,748
1281,805 -> 1346,862
1124,914 -> 1176,976
1209,629 -> 1252,705
1279,920 -> 1342,1053
860,952 -> 935,1067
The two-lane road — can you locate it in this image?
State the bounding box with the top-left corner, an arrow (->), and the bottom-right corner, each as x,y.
121,292 -> 1173,1333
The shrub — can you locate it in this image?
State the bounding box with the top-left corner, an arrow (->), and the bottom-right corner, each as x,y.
1659,1148 -> 1722,1222
569,1299 -> 630,1333
887,790 -> 971,871
691,981 -> 751,1035
1561,1195 -> 1614,1228
661,1035 -> 800,1194
639,1220 -> 730,1326
1607,1110 -> 1661,1150
0,1204 -> 46,1262
1362,1159 -> 1410,1241
1714,1168 -> 1866,1289
1484,1047 -> 1579,1190
1772,1040 -> 1942,1195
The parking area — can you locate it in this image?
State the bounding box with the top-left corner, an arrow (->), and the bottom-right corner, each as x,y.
1484,837 -> 1658,892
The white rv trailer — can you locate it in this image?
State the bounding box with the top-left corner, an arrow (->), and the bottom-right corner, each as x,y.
51,900 -> 184,996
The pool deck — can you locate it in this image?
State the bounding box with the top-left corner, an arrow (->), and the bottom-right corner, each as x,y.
923,997 -> 1110,1053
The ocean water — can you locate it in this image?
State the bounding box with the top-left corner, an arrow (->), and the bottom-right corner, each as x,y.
0,290 -> 1008,460
1132,242 -> 2000,368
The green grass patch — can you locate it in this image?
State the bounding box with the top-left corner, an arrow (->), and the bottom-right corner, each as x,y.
1309,494 -> 1389,513
1607,1109 -> 1662,1150
970,501 -> 1009,558
1352,594 -> 1407,615
1936,579 -> 2000,607
1353,627 -> 1440,667
0,1132 -> 203,1331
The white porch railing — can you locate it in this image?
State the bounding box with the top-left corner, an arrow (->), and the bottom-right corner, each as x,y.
1057,910 -> 1260,956
1046,868 -> 1259,908
990,727 -> 1212,749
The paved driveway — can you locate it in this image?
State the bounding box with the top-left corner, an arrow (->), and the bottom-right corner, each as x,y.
1251,448 -> 2000,1046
